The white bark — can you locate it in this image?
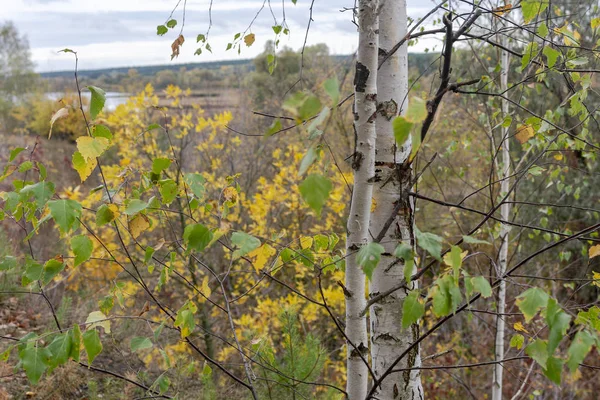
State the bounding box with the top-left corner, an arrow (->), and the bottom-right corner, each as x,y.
345,1 -> 379,398
492,18 -> 511,400
368,1 -> 423,399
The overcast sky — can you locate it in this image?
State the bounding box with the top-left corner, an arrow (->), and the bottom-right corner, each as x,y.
5,0 -> 443,72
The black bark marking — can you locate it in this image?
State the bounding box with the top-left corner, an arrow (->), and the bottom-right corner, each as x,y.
354,62 -> 370,92
377,99 -> 399,120
352,151 -> 364,171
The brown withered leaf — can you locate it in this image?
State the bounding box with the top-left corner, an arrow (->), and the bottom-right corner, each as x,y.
493,4 -> 512,17
244,33 -> 256,47
171,34 -> 185,60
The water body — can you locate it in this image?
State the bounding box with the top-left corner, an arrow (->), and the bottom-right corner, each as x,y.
45,92 -> 129,111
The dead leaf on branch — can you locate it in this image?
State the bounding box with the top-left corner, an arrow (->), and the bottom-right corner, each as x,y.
244,33 -> 256,47
171,34 -> 185,60
492,4 -> 513,17
48,107 -> 69,139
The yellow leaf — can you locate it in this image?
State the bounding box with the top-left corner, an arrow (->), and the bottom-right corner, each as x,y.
554,153 -> 563,161
371,197 -> 377,212
48,107 -> 69,139
72,151 -> 97,182
77,136 -> 110,160
515,124 -> 535,144
248,243 -> 276,273
244,33 -> 255,47
85,311 -> 111,333
592,272 -> 600,288
589,245 -> 600,259
223,186 -> 238,203
513,321 -> 529,333
200,275 -> 212,299
129,214 -> 150,238
300,236 -> 313,250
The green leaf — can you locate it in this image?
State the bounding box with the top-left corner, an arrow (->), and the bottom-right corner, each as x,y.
159,179 -> 178,204
402,290 -> 425,329
9,147 -> 26,162
231,231 -> 261,259
42,258 -> 65,285
394,242 -> 414,283
48,199 -> 82,234
157,25 -> 168,35
574,306 -> 600,331
152,158 -> 171,175
415,228 -> 443,261
47,332 -> 72,367
20,346 -> 50,384
516,287 -> 549,322
87,86 -> 106,120
266,118 -> 282,136
130,337 -> 153,351
510,334 -> 525,349
166,19 -> 177,28
22,259 -> 43,286
543,46 -> 560,69
155,373 -> 170,394
124,199 -> 148,216
543,356 -> 563,384
392,116 -> 413,147
20,181 -> 55,210
70,324 -> 81,362
183,224 -> 213,253
537,22 -> 549,37
356,242 -> 384,281
92,125 -> 112,140
432,281 -> 451,317
521,0 -> 549,23
299,174 -> 332,216
526,339 -> 549,369
184,173 -> 206,200
445,245 -> 463,283
283,92 -> 321,120
298,146 -> 317,176
470,276 -> 492,298
0,255 -> 17,271
95,203 -> 119,226
546,298 -> 571,354
18,161 -> 33,172
174,302 -> 197,338
566,330 -> 594,373
82,329 -> 103,364
405,97 -> 427,123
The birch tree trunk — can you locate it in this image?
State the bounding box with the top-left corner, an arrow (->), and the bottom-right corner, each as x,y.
345,1 -> 379,398
492,17 -> 511,400
368,1 -> 424,398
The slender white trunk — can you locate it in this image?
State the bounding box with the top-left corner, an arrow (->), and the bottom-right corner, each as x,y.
368,1 -> 423,398
345,1 -> 379,398
492,18 -> 511,400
